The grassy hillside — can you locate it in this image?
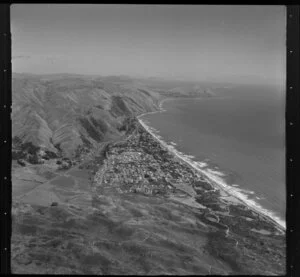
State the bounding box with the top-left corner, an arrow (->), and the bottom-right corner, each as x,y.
12,74 -> 161,161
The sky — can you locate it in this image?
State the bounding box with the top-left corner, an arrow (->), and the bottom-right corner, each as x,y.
11,5 -> 286,83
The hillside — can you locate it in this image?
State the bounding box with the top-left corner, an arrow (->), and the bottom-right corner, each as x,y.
11,74 -> 285,275
11,116 -> 285,275
12,74 -> 161,161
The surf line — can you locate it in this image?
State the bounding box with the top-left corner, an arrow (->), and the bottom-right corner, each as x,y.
137,101 -> 285,231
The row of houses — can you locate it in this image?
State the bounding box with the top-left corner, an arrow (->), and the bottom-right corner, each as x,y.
95,127 -> 206,196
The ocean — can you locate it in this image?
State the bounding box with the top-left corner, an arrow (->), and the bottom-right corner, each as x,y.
140,84 -> 286,228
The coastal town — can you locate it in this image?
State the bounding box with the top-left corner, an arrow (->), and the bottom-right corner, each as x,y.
91,118 -> 286,275
94,118 -> 212,198
9,5 -> 288,275
11,116 -> 286,275
94,118 -> 285,229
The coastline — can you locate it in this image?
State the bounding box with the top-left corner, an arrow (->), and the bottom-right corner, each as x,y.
137,97 -> 286,232
93,115 -> 286,274
12,100 -> 286,275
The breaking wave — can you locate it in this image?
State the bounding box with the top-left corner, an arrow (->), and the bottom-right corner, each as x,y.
137,115 -> 286,231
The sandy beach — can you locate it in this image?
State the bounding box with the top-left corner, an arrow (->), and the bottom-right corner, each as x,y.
138,98 -> 285,232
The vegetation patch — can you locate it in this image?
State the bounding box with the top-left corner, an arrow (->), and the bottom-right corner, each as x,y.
90,116 -> 108,134
12,138 -> 41,164
79,117 -> 103,142
138,89 -> 152,97
110,96 -> 131,117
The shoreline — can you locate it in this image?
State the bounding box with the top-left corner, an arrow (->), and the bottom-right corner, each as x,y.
137,97 -> 286,232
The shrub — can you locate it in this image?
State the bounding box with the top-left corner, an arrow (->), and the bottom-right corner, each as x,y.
28,154 -> 39,164
12,150 -> 26,160
44,150 -> 58,159
21,142 -> 40,155
17,159 -> 26,166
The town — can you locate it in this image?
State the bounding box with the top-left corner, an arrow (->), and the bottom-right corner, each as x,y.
94,119 -> 212,198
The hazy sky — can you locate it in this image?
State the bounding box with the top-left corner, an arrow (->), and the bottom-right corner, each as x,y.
11,5 -> 286,83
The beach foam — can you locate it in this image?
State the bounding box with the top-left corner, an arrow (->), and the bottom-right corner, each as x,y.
137,116 -> 286,231
206,168 -> 226,177
196,162 -> 208,168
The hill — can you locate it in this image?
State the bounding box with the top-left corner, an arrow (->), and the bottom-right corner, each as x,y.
12,73 -> 161,161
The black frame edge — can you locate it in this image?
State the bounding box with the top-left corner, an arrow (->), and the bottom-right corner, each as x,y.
0,3 -> 299,276
0,3 -> 12,275
286,5 -> 300,277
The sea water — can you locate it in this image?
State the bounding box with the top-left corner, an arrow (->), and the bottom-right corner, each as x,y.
140,84 -> 285,228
